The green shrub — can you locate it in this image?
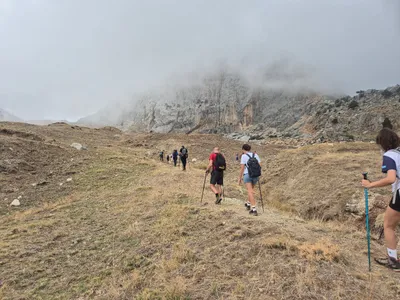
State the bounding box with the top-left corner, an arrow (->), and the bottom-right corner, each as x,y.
348,100 -> 359,109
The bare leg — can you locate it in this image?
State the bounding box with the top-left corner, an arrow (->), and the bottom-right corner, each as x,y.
384,206 -> 400,250
245,182 -> 256,207
210,184 -> 219,194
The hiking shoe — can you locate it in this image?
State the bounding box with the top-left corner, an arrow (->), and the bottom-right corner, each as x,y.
249,209 -> 258,216
375,257 -> 400,271
244,202 -> 251,211
215,197 -> 223,205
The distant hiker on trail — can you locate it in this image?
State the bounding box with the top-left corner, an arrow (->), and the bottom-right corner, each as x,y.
159,151 -> 164,162
166,154 -> 170,163
206,147 -> 226,204
236,153 -> 239,163
238,144 -> 261,216
180,146 -> 188,171
362,128 -> 400,271
172,150 -> 178,167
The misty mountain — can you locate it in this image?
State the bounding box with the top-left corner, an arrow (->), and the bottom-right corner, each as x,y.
75,59 -> 400,142
0,109 -> 22,122
77,64 -> 327,130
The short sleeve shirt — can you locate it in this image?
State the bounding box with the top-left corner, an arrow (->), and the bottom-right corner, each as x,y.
382,149 -> 400,192
382,155 -> 396,173
240,152 -> 261,175
209,153 -> 217,170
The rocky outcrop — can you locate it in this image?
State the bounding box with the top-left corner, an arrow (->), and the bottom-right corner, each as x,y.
226,85 -> 400,143
298,85 -> 400,141
121,74 -> 328,136
77,67 -> 399,142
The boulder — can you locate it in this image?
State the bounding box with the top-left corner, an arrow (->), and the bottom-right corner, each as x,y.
10,199 -> 20,206
237,135 -> 251,142
70,143 -> 83,150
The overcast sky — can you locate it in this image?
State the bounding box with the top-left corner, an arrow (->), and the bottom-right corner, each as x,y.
0,0 -> 399,120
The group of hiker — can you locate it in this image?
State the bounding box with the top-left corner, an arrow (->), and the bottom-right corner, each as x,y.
204,144 -> 262,216
155,128 -> 400,271
203,130 -> 400,270
159,146 -> 189,171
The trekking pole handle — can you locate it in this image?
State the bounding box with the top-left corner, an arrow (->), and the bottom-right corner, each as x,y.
363,172 -> 368,180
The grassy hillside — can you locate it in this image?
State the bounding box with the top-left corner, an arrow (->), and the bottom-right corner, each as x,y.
0,122 -> 399,299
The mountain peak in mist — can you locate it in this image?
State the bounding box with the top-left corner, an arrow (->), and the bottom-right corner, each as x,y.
0,108 -> 22,122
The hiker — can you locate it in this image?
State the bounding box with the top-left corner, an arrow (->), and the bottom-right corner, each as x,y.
172,150 -> 178,167
159,151 -> 164,162
238,144 -> 261,216
180,145 -> 188,171
362,128 -> 400,270
206,147 -> 226,204
166,154 -> 170,163
235,153 -> 239,163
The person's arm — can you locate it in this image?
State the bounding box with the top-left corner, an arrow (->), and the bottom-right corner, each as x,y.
238,164 -> 245,184
206,159 -> 213,173
362,169 -> 396,188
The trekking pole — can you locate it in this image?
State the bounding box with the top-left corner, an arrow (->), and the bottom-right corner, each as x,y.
200,172 -> 208,203
258,180 -> 264,212
363,172 -> 371,272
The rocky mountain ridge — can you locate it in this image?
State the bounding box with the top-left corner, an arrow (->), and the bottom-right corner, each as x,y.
77,70 -> 400,142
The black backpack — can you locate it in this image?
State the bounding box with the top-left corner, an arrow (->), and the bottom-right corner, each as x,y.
246,153 -> 261,178
214,153 -> 226,171
181,148 -> 188,158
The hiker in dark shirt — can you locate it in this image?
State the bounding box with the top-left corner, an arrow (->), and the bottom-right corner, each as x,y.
179,146 -> 188,171
172,150 -> 178,167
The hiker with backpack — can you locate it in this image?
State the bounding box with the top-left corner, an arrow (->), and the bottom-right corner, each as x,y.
361,128 -> 400,271
172,150 -> 178,167
180,146 -> 188,171
206,147 -> 226,204
238,144 -> 261,216
166,154 -> 170,163
159,151 -> 164,162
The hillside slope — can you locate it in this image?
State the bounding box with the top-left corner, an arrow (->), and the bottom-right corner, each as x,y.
0,122 -> 399,299
0,109 -> 22,122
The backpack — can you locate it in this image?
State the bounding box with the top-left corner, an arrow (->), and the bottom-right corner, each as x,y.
214,153 -> 226,171
181,148 -> 188,158
246,153 -> 261,178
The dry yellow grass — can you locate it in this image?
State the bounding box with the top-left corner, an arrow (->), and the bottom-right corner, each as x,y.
0,123 -> 399,299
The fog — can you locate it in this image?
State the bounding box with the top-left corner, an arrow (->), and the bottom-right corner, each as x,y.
0,0 -> 399,121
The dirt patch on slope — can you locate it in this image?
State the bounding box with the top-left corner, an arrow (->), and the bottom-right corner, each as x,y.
0,122 -> 121,215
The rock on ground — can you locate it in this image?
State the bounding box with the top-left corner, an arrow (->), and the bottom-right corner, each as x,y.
70,143 -> 83,150
10,199 -> 20,206
71,143 -> 87,150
